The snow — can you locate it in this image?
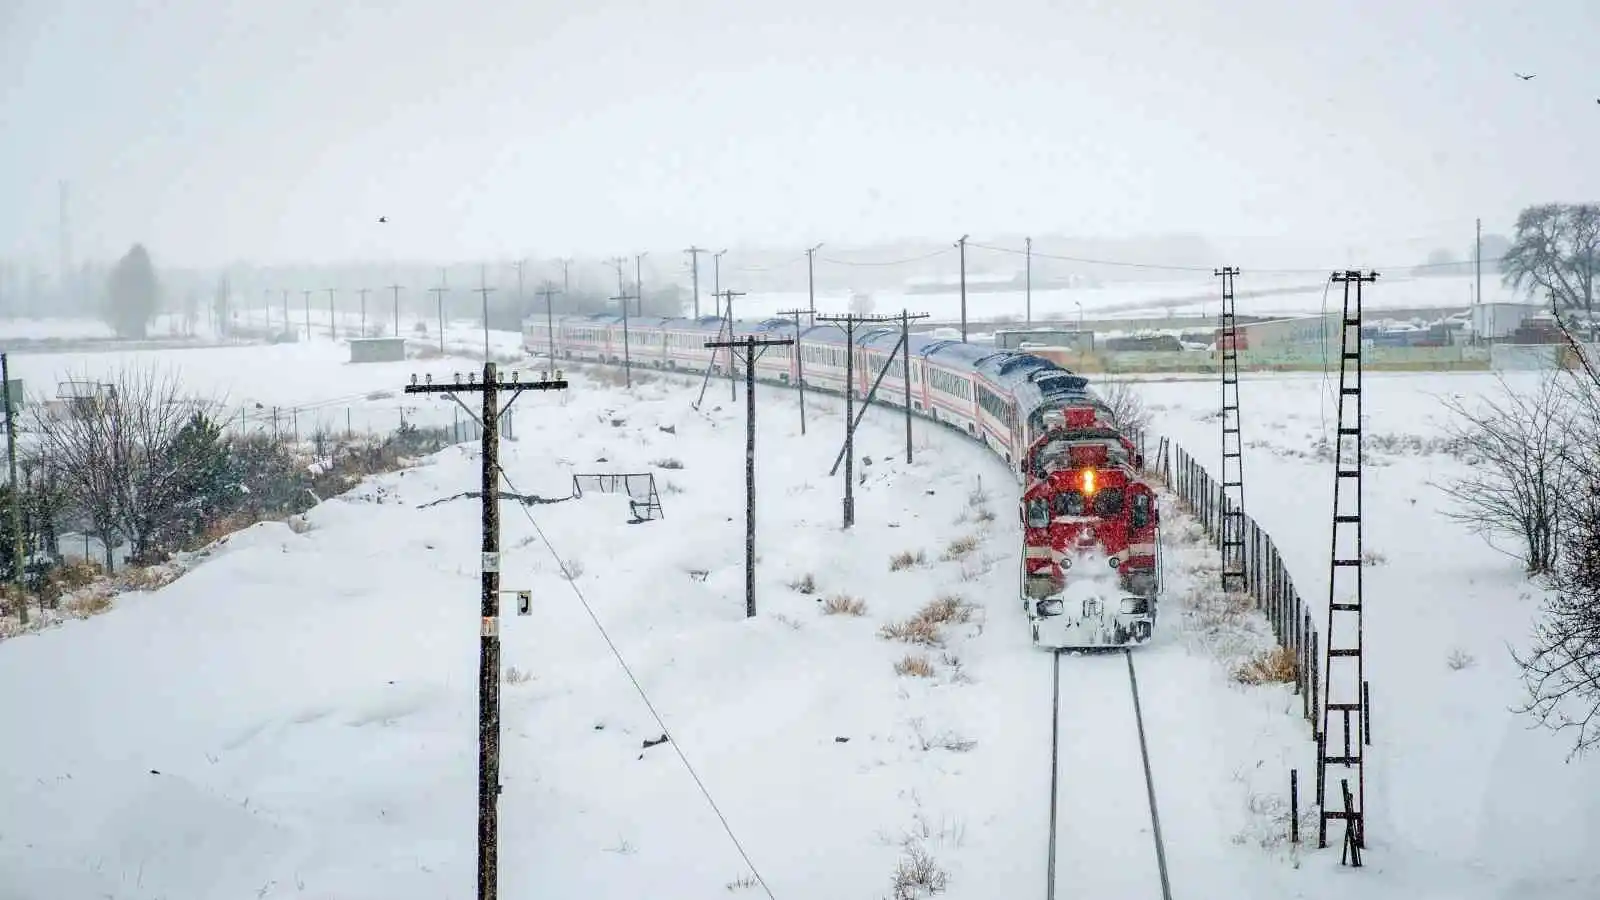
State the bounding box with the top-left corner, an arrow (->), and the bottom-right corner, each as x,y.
0,325 -> 1595,899
1130,369 -> 1600,898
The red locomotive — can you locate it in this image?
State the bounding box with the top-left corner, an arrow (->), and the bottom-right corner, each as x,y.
1020,405 -> 1162,648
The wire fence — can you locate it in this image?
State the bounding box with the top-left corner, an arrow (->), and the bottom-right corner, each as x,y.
1146,433 -> 1322,743
215,395 -> 520,446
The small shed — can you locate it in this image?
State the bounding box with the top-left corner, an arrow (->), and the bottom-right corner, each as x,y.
349,337 -> 407,364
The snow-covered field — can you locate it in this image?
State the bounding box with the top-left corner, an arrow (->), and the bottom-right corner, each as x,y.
0,320 -> 1594,899
1131,369 -> 1600,898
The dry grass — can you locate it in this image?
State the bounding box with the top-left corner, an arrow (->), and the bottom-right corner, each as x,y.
1447,647 -> 1476,670
115,564 -> 183,593
889,549 -> 927,571
894,653 -> 936,678
879,594 -> 977,646
788,572 -> 817,594
1361,549 -> 1388,566
890,844 -> 949,898
504,665 -> 534,685
822,593 -> 868,616
651,457 -> 684,470
879,617 -> 943,645
559,559 -> 585,581
1232,645 -> 1299,685
939,535 -> 980,562
63,589 -> 113,617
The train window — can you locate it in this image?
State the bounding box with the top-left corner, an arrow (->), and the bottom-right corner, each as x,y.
1024,498 -> 1050,528
1052,491 -> 1085,517
1094,488 -> 1125,517
1131,493 -> 1151,529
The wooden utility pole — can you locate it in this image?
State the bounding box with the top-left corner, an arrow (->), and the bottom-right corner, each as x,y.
430,283 -> 449,355
607,256 -> 635,387
302,290 -> 312,340
475,265 -> 495,360
535,283 -> 562,362
2,353 -> 23,626
325,288 -> 337,338
817,311 -> 928,516
1025,237 -> 1032,325
282,289 -> 289,335
389,285 -> 404,337
702,335 -> 793,617
806,243 -> 824,321
776,308 -> 810,434
684,246 -> 708,318
956,234 -> 969,342
634,252 -> 649,317
898,309 -> 928,463
402,362 -> 568,900
715,288 -> 746,401
358,288 -> 371,336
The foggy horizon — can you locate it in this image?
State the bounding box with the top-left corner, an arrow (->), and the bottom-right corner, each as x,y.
4,0 -> 1597,271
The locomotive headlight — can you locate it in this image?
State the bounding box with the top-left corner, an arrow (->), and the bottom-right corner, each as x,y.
1120,597 -> 1148,615
1081,467 -> 1097,496
1109,556 -> 1120,569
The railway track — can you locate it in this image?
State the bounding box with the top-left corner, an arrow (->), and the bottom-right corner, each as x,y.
1046,648 -> 1172,900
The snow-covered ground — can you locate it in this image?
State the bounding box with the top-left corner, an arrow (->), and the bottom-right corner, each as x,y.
0,328 -> 1594,899
1131,369 -> 1600,898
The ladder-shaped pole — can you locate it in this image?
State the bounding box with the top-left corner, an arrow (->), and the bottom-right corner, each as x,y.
1318,269 -> 1378,856
1216,266 -> 1246,595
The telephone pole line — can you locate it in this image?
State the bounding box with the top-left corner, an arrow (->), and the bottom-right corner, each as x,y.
281,289 -> 289,335
358,287 -> 371,336
388,285 -> 404,337
702,334 -> 794,618
474,265 -> 496,360
956,234 -> 969,342
806,243 -> 824,321
776,308 -> 811,434
534,283 -> 562,363
715,288 -> 746,401
302,290 -> 312,341
325,288 -> 337,338
402,362 -> 568,900
684,246 -> 708,318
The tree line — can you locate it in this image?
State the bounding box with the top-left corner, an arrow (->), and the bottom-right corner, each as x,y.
1,364 -> 458,626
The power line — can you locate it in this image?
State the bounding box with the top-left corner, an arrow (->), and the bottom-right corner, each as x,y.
817,248 -> 953,267
964,238 -> 1509,278
492,462 -> 778,900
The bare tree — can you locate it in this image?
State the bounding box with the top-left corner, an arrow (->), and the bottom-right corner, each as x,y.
1513,328 -> 1600,756
1433,372 -> 1571,575
1502,203 -> 1600,314
1096,378 -> 1152,438
30,365 -> 220,570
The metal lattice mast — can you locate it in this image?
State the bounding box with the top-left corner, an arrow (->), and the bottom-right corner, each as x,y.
1216,266 -> 1246,594
1318,269 -> 1378,861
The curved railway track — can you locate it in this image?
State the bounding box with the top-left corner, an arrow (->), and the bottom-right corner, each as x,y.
1047,648 -> 1173,900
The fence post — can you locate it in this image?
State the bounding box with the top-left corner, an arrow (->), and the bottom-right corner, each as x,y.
1290,769 -> 1300,845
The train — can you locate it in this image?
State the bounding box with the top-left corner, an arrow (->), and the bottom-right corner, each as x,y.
522,311 -> 1164,649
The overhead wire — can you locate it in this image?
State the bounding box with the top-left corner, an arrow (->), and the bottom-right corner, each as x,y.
492,462 -> 778,900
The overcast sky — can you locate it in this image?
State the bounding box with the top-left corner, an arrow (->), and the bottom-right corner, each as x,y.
3,0 -> 1596,269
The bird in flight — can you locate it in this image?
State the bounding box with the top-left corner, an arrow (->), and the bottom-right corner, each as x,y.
1515,72 -> 1536,80
378,216 -> 388,223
